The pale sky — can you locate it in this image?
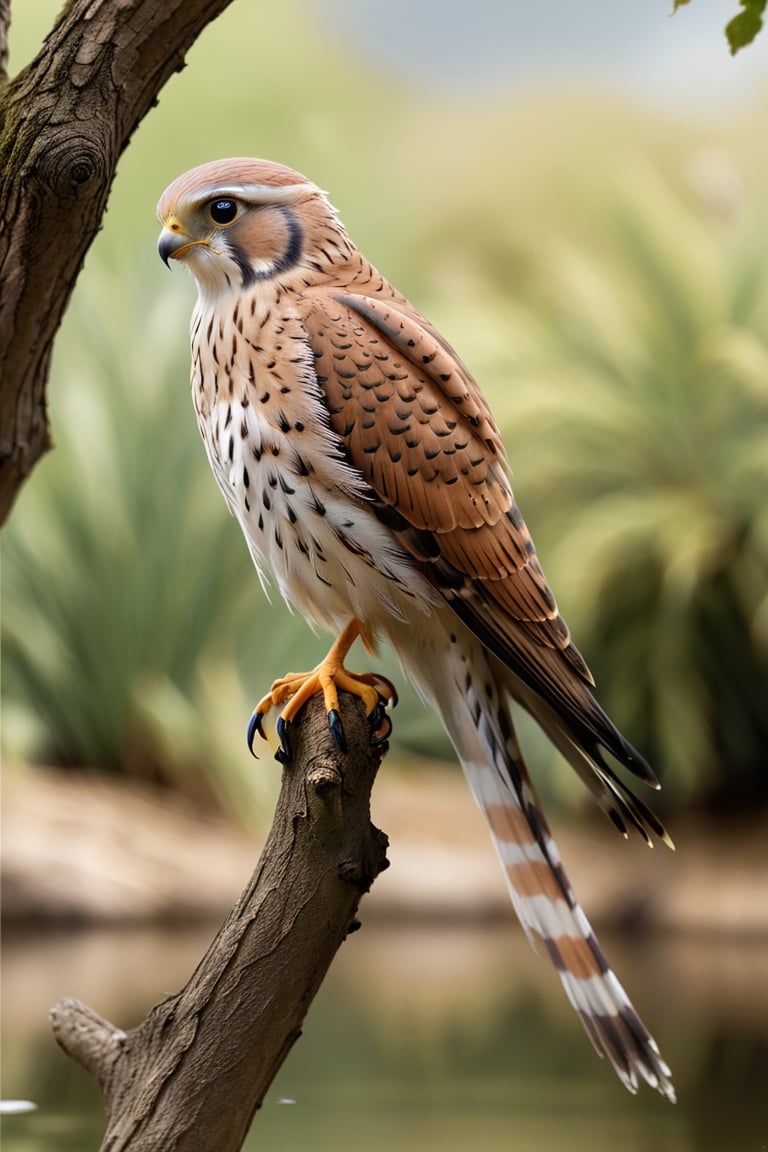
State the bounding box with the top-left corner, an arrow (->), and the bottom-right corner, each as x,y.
320,0 -> 768,110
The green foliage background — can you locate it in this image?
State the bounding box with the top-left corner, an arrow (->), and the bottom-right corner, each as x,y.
3,2 -> 768,822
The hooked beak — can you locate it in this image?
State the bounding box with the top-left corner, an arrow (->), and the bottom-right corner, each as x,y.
158,225 -> 194,268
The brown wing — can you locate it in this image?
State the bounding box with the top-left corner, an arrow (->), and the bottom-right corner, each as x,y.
300,288 -> 662,802
303,291 -> 570,626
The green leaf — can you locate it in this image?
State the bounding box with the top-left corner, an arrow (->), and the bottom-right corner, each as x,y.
726,0 -> 766,53
673,0 -> 766,53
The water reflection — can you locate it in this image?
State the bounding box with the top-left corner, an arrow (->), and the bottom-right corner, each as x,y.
2,922 -> 767,1151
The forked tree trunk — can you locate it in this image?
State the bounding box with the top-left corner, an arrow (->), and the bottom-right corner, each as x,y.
50,692 -> 390,1151
0,0 -> 235,524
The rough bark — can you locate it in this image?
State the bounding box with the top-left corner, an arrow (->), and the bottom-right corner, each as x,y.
0,0 -> 10,84
0,0 -> 236,524
50,691 -> 391,1151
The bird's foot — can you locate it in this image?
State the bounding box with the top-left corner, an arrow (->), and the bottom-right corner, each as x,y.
248,664 -> 396,762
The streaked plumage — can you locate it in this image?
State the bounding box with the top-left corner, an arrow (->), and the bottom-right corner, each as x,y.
157,158 -> 675,1100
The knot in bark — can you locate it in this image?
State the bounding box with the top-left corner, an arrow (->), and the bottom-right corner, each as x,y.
38,132 -> 105,201
305,757 -> 344,846
307,761 -> 341,798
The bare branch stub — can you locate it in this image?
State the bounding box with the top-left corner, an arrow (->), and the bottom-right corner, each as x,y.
50,691 -> 390,1152
49,999 -> 127,1092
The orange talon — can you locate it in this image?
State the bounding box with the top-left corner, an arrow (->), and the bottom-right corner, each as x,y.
250,618 -> 396,758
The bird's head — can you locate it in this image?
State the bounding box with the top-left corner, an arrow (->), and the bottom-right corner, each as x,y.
157,158 -> 346,297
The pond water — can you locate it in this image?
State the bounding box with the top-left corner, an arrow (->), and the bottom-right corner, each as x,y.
1,920 -> 766,1151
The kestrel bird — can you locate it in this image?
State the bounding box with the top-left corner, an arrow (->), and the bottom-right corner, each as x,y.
158,159 -> 675,1101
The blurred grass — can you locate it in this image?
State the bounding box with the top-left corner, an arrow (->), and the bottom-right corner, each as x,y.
3,2 -> 768,820
497,163 -> 768,808
1,265 -> 283,819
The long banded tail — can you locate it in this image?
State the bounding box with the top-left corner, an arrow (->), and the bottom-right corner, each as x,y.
472,742 -> 675,1100
393,620 -> 675,1102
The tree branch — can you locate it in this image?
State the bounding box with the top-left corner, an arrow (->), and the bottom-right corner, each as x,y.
50,691 -> 390,1151
0,0 -> 10,84
0,0 -> 236,524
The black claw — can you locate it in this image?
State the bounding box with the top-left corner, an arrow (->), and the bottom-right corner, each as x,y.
276,716 -> 292,763
327,708 -> 347,753
247,712 -> 263,757
369,702 -> 393,746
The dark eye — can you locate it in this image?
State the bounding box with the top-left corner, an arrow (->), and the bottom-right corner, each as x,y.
209,199 -> 238,225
